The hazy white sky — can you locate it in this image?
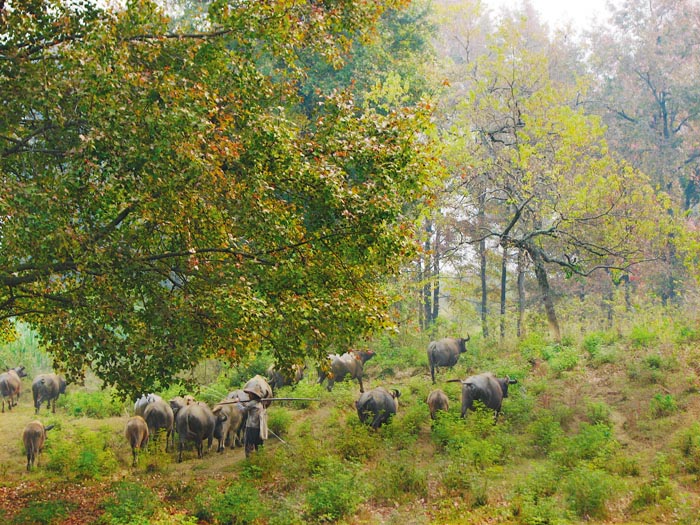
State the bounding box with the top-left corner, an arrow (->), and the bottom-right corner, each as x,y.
486,0 -> 620,31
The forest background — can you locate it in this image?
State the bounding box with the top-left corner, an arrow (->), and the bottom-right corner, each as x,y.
3,0 -> 700,524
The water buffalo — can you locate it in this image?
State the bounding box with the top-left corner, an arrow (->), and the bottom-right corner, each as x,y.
0,366 -> 27,412
212,400 -> 245,452
169,394 -> 196,417
450,372 -> 518,420
318,350 -> 376,393
243,375 -> 273,408
356,387 -> 401,429
427,389 -> 449,420
427,336 -> 470,384
32,373 -> 67,414
124,415 -> 149,467
176,402 -> 216,462
267,363 -> 305,391
143,399 -> 174,451
23,420 -> 54,471
134,393 -> 164,417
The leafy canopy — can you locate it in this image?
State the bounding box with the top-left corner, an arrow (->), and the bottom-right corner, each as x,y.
0,0 -> 440,396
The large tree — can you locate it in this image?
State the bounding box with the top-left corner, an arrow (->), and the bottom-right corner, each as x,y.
0,0 -> 439,396
587,0 -> 700,303
440,11 -> 671,340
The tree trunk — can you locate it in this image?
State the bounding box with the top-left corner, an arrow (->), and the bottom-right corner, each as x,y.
478,194 -> 489,337
422,221 -> 433,330
417,258 -> 425,330
517,249 -> 526,339
530,248 -> 561,342
432,226 -> 440,324
500,247 -> 507,341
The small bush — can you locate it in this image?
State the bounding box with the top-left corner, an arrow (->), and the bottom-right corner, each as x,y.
194,481 -> 266,525
100,482 -> 158,525
630,325 -> 657,348
46,426 -> 118,479
674,423 -> 700,474
335,418 -> 379,462
585,401 -> 612,426
518,333 -> 548,363
267,407 -> 292,437
528,413 -> 564,456
62,390 -> 125,418
650,393 -> 677,418
368,451 -> 428,504
304,459 -> 361,522
552,423 -> 618,469
564,465 -> 613,519
582,333 -> 603,357
11,500 -> 75,525
629,454 -> 674,512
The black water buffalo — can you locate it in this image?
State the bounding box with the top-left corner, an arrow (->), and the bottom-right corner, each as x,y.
143,399 -> 174,451
318,350 -> 376,393
0,366 -> 27,413
124,415 -> 149,467
23,420 -> 54,471
356,387 -> 400,429
450,372 -> 518,420
134,393 -> 164,417
427,389 -> 449,420
427,336 -> 470,384
176,402 -> 216,462
32,373 -> 67,414
267,363 -> 305,391
212,400 -> 245,452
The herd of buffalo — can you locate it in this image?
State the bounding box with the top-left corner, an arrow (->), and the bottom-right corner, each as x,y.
0,336 -> 519,471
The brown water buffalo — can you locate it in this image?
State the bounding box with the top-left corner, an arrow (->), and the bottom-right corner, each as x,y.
0,366 -> 27,412
176,402 -> 216,462
266,363 -> 306,391
23,420 -> 54,471
212,400 -> 245,452
356,387 -> 400,429
32,373 -> 67,414
427,336 -> 470,384
427,389 -> 449,420
124,415 -> 149,467
450,372 -> 518,420
143,399 -> 174,451
318,350 -> 376,393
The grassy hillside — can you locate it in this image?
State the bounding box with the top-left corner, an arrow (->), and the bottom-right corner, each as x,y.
2,317 -> 700,524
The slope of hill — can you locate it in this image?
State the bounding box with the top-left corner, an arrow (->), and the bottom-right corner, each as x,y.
2,328 -> 700,524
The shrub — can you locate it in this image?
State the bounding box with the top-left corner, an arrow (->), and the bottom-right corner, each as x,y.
100,482 -> 158,525
304,459 -> 361,522
545,346 -> 579,376
194,481 -> 266,525
11,500 -> 75,525
335,418 -> 379,462
528,413 -> 564,456
552,423 -> 618,469
267,407 -> 292,437
564,465 -> 613,519
650,393 -> 677,418
582,333 -> 603,357
585,401 -> 612,426
674,423 -> 700,474
629,454 -> 674,512
62,390 -> 125,418
367,451 -> 428,504
630,325 -> 657,348
518,333 -> 548,363
46,426 -> 118,479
